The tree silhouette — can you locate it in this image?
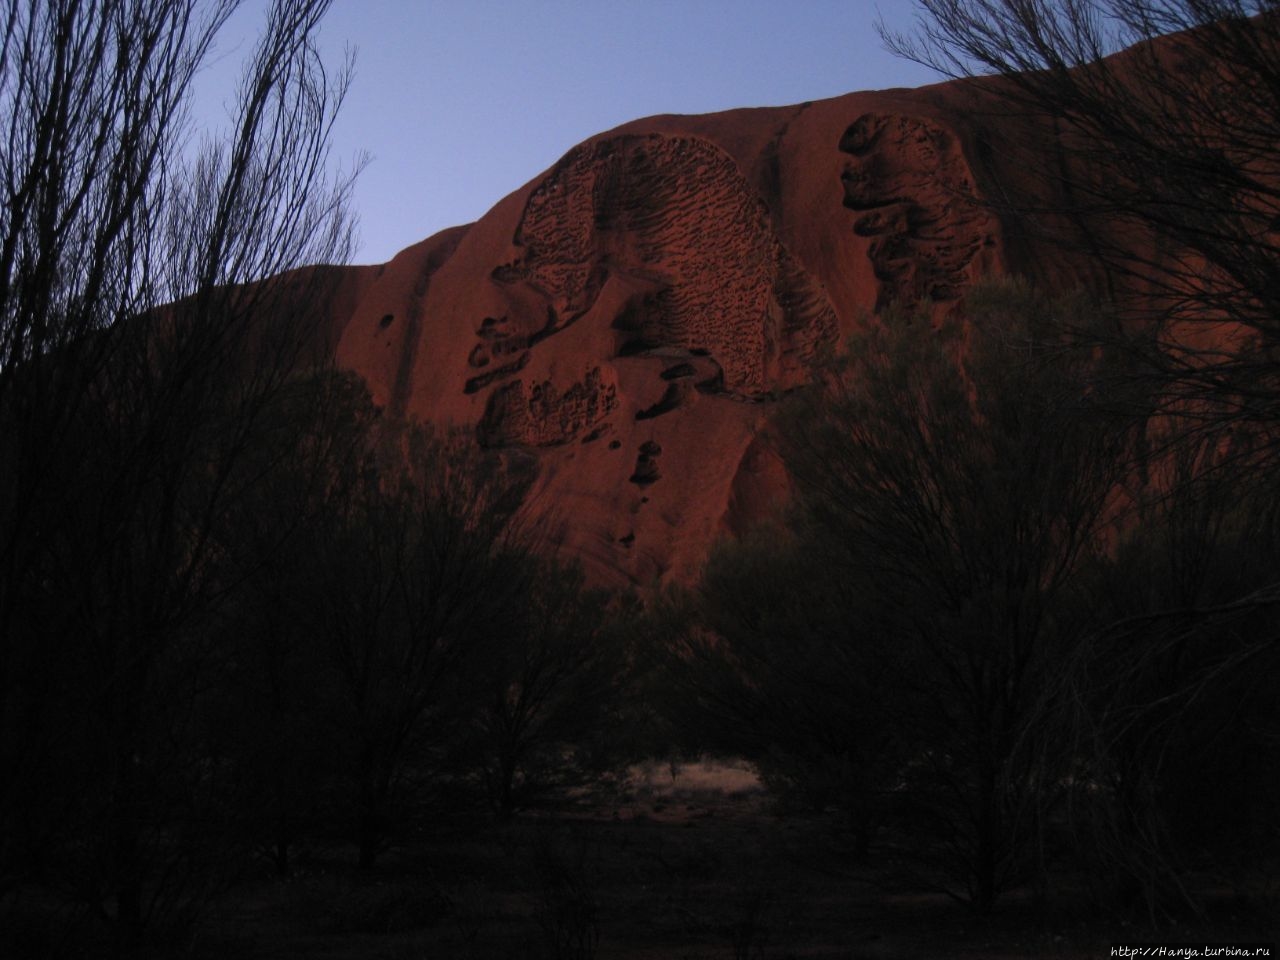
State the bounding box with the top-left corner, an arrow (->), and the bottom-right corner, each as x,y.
693,282 -> 1140,910
0,1 -> 359,952
211,370 -> 379,877
466,561 -> 629,819
882,0 -> 1280,914
303,430 -> 535,868
672,524 -> 899,856
881,1 -> 1280,437
1049,434 -> 1280,917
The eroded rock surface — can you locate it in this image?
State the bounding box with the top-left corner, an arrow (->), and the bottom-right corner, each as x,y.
840,113 -> 998,311
328,84 -> 1027,585
492,134 -> 838,396
477,367 -> 618,448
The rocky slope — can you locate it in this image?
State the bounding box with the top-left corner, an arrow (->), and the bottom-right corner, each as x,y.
316,76 -> 1073,585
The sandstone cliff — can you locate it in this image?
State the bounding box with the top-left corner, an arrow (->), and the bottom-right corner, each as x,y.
319,78 -> 1053,585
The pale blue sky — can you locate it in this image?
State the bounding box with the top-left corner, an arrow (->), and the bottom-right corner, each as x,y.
198,1 -> 939,264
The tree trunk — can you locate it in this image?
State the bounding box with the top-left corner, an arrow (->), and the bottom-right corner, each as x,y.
972,757 -> 998,914
111,802 -> 144,959
274,836 -> 291,878
357,757 -> 381,869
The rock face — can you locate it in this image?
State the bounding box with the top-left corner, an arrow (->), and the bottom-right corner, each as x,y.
324,80 -> 1029,585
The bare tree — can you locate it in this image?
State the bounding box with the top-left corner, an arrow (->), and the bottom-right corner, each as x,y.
766,281 -> 1139,910
881,0 -> 1280,915
304,429 -> 536,868
466,561 -> 629,819
880,1 -> 1280,435
1045,433 -> 1280,918
668,525 -> 899,856
210,370 -> 379,877
0,1 -> 359,952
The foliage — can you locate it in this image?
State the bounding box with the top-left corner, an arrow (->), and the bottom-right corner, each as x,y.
1055,437 -> 1280,917
0,1 -> 638,953
879,0 -> 1280,916
672,524 -> 897,854
683,281 -> 1141,911
464,562 -> 633,818
882,0 -> 1280,439
0,2 -> 358,954
299,425 -> 536,868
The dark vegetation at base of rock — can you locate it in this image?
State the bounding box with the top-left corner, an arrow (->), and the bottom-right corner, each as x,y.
10,777 -> 1271,960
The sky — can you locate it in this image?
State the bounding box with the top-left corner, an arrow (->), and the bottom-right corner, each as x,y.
197,1 -> 941,265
